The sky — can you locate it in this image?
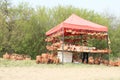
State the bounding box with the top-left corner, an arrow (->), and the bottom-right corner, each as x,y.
11,0 -> 120,17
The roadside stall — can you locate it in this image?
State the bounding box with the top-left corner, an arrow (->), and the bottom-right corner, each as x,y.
45,14 -> 111,64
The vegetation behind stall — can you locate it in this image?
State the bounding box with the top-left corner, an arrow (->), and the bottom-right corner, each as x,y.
0,0 -> 120,59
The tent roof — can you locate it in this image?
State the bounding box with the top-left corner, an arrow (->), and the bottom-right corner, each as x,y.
46,14 -> 108,36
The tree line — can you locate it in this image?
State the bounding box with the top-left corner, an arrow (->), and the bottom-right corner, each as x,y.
0,0 -> 120,59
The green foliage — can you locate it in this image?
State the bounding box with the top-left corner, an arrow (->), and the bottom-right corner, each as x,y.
0,1 -> 119,59
109,25 -> 120,57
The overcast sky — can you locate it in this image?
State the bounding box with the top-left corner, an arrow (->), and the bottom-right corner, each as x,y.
11,0 -> 120,17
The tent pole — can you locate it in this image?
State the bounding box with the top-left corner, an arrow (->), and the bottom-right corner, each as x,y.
107,33 -> 110,65
80,34 -> 83,45
62,27 -> 64,64
81,34 -> 84,63
79,34 -> 82,60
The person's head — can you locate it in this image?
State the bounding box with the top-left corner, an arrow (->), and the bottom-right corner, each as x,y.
83,40 -> 87,46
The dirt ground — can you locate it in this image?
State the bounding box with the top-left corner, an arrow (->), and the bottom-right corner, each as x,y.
0,66 -> 120,80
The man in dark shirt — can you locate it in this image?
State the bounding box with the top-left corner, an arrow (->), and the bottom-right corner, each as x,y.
82,41 -> 89,64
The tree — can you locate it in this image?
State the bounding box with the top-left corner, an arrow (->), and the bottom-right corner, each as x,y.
1,2 -> 119,59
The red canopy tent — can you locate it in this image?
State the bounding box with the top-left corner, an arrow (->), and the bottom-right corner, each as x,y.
46,14 -> 108,36
45,14 -> 110,64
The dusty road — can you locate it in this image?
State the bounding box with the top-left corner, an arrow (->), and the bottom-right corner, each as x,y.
0,66 -> 120,80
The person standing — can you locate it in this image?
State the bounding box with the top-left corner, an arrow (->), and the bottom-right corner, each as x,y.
82,41 -> 89,63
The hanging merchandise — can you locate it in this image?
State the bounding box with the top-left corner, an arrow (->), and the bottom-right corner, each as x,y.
45,14 -> 111,64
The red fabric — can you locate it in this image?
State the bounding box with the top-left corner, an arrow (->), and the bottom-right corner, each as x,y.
46,14 -> 108,36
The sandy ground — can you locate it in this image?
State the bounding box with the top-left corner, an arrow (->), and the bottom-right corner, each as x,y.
0,66 -> 120,80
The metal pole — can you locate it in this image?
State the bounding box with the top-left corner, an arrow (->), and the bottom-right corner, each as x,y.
107,33 -> 111,65
62,27 -> 64,64
81,34 -> 84,63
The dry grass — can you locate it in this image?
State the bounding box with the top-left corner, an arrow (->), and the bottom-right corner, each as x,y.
0,58 -> 120,80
